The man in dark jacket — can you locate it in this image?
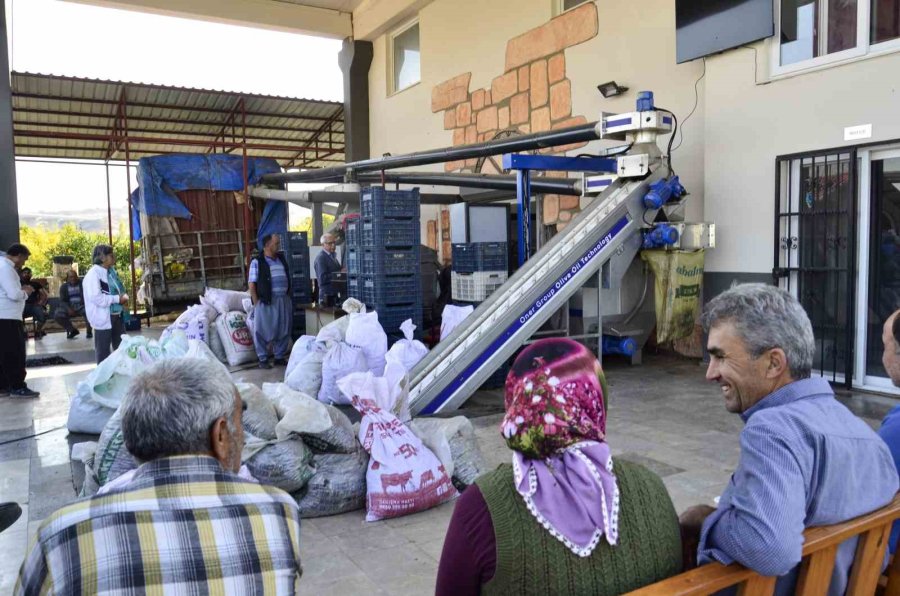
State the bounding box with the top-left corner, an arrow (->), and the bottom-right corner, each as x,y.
55,269 -> 92,339
314,233 -> 342,307
248,234 -> 291,370
20,268 -> 48,339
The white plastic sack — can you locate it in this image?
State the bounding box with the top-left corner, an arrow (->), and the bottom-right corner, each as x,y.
286,335 -> 316,379
316,315 -> 352,345
384,319 -> 429,373
67,334 -> 224,433
215,310 -> 256,367
161,305 -> 210,344
260,382 -> 332,439
346,311 -> 388,376
293,448 -> 368,518
237,383 -> 279,440
209,318 -> 228,363
197,296 -> 220,322
93,409 -> 138,485
441,304 -> 474,341
67,385 -> 117,434
408,417 -> 488,487
342,297 -> 366,314
339,372 -> 457,521
205,287 -> 251,316
285,338 -> 327,396
318,342 -> 368,405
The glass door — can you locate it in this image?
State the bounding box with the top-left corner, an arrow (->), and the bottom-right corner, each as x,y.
864,151 -> 900,385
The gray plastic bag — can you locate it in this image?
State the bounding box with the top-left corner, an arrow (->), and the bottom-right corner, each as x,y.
243,437 -> 314,493
293,448 -> 368,518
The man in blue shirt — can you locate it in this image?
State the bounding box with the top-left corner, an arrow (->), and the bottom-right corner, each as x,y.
877,308 -> 900,552
248,234 -> 292,370
680,284 -> 898,595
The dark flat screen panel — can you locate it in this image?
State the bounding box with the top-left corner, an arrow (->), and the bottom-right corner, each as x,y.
676,0 -> 775,63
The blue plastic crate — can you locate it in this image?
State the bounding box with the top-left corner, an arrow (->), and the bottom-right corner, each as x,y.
361,218 -> 420,248
346,249 -> 361,275
345,219 -> 360,249
375,302 -> 423,335
360,274 -> 420,306
347,275 -> 361,300
288,231 -> 308,248
362,246 -> 419,275
451,242 -> 508,274
361,187 -> 420,219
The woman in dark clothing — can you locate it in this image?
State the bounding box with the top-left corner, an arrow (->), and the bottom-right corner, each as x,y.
436,338 -> 682,596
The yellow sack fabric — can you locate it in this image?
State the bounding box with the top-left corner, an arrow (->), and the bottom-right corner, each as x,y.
640,249 -> 705,343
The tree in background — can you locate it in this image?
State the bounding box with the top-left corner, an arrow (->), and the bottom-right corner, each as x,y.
19,223 -> 140,279
290,213 -> 335,235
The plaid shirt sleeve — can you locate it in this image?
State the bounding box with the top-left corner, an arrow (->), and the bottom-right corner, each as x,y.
15,533 -> 52,595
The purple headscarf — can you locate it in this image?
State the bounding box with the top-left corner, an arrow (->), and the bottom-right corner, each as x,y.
502,338 -> 619,557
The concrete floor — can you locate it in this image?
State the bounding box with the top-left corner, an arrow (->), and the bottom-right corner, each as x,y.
0,329 -> 894,594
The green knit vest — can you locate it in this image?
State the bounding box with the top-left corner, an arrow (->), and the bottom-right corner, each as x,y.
476,458 -> 682,596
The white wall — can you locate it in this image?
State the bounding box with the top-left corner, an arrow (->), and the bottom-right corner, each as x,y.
703,45 -> 900,273
366,0 -> 706,220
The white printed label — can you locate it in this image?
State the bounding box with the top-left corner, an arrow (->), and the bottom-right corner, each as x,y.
844,124 -> 872,141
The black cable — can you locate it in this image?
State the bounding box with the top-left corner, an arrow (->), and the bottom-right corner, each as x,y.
654,107 -> 678,176
0,426 -> 66,446
672,58 -> 706,152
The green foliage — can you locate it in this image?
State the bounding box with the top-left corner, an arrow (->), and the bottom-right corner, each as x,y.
290,214 -> 335,234
18,224 -> 141,280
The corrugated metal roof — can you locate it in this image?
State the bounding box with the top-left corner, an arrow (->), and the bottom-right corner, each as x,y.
11,71 -> 345,168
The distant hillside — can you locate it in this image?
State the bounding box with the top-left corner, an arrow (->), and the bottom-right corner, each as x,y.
20,207 -> 130,233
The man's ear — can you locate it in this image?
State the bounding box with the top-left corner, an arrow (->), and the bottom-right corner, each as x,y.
766,348 -> 790,379
209,417 -> 230,463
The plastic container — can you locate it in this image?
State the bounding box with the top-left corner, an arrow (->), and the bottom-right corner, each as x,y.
374,302 -> 423,336
361,218 -> 420,248
361,246 -> 419,276
360,274 -> 420,306
346,249 -> 361,275
451,270 -> 508,303
451,242 -> 508,274
361,187 -> 420,219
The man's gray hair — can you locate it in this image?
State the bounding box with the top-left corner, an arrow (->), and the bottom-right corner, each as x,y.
120,358 -> 238,462
320,233 -> 334,244
701,283 -> 815,380
91,244 -> 114,265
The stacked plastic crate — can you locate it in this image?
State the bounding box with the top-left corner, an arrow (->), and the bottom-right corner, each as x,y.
347,187 -> 422,337
450,242 -> 508,303
286,231 -> 310,340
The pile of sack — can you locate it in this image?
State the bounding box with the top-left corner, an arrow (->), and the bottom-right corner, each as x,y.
75,374 -> 488,521
160,287 -> 257,368
66,332 -> 227,434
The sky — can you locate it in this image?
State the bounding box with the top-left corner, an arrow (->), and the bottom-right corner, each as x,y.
6,0 -> 344,228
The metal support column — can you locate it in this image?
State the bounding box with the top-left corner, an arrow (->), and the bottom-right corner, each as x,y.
240,98 -> 252,264
338,38 -> 373,163
105,162 -> 113,243
311,203 -> 324,246
122,91 -> 138,309
0,0 -> 20,247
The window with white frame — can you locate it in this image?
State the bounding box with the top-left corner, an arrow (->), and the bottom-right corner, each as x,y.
389,20 -> 420,94
558,0 -> 591,12
773,0 -> 900,75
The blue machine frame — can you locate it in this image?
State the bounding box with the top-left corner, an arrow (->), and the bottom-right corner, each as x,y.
501,153 -> 618,265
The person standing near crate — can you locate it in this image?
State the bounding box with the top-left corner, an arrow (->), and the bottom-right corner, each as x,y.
248,234 -> 292,370
314,233 -> 342,307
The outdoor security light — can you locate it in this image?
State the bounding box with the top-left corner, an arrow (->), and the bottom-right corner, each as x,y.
597,81 -> 629,98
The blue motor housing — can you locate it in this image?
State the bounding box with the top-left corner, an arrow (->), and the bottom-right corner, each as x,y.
603,335 -> 637,357
642,175 -> 686,209
636,91 -> 654,112
642,223 -> 680,249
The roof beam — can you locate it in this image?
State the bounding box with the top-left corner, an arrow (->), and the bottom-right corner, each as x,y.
288,106 -> 343,168
12,92 -> 338,122
60,0 -> 352,39
13,107 -> 338,135
13,119 -> 343,146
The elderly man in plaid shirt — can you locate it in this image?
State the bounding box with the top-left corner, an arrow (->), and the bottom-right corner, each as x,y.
15,358 -> 303,595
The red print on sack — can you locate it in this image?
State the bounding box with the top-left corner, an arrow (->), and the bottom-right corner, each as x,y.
232,327 -> 253,347
380,470 -> 413,493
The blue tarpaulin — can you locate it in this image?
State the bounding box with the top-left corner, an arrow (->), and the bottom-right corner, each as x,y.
130,154 -> 283,242
257,200 -> 288,251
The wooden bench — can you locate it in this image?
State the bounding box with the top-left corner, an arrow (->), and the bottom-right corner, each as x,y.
628,494 -> 900,596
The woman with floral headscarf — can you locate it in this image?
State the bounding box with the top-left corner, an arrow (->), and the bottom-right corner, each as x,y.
436,338 -> 682,595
